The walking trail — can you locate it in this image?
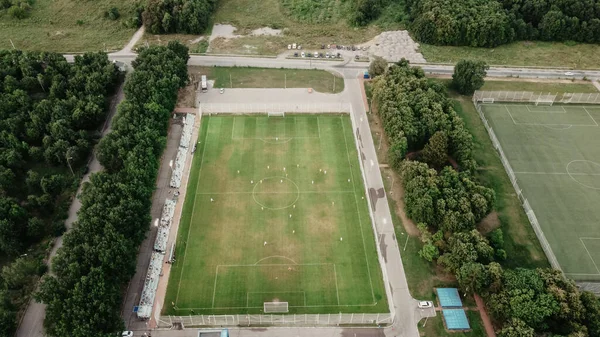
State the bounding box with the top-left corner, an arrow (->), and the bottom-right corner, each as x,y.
475,294 -> 496,337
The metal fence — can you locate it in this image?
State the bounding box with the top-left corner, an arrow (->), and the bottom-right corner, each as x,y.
200,103 -> 353,114
157,313 -> 392,328
473,90 -> 600,104
472,97 -> 561,271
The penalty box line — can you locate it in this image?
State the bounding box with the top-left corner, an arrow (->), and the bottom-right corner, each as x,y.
231,116 -> 322,140
579,238 -> 600,275
246,291 -> 307,308
502,105 -> 598,127
212,263 -> 340,309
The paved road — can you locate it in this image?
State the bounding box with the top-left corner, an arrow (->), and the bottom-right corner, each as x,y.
76,53 -> 600,81
14,83 -> 125,337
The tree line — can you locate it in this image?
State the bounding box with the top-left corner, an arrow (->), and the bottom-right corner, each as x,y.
34,42 -> 189,337
142,0 -> 218,34
372,60 -> 600,336
0,50 -> 120,337
405,0 -> 600,47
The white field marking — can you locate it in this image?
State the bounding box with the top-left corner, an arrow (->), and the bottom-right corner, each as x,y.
333,264 -> 340,305
231,116 -> 320,141
504,105 -> 596,127
583,107 -> 599,126
246,291 -> 306,308
526,105 -> 566,113
544,124 -> 573,130
174,302 -> 380,310
175,116 -> 211,305
513,171 -> 600,176
340,116 -> 376,303
566,160 -> 600,190
580,238 -> 600,275
565,273 -> 600,276
196,190 -> 354,195
212,263 -> 344,309
254,255 -> 298,265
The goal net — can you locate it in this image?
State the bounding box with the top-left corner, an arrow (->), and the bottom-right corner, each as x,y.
535,99 -> 554,106
268,112 -> 285,117
264,302 -> 289,313
481,98 -> 495,104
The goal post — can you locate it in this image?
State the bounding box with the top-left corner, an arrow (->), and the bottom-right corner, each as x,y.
264,301 -> 289,313
535,99 -> 554,106
268,112 -> 285,117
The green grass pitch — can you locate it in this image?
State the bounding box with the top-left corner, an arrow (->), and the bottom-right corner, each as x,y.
480,103 -> 600,280
163,115 -> 388,315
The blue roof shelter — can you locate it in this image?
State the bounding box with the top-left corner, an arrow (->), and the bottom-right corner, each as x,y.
437,288 -> 463,308
442,309 -> 471,330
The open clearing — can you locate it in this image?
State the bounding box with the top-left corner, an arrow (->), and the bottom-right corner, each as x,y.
163,115 -> 387,314
480,103 -> 600,280
420,41 -> 600,69
0,0 -> 137,52
190,66 -> 344,93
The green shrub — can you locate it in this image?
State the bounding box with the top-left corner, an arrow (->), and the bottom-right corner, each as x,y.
104,7 -> 120,20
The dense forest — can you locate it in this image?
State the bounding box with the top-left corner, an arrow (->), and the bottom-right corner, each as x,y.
0,51 -> 120,337
142,0 -> 218,34
372,60 -> 600,336
348,0 -> 600,47
35,42 -> 189,337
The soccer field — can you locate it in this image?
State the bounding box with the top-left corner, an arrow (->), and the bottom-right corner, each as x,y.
163,115 -> 388,315
480,103 -> 600,280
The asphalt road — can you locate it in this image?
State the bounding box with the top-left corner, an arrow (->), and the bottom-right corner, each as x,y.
80,53 -> 600,81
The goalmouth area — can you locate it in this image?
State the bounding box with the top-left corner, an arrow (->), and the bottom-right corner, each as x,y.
162,114 -> 388,315
473,91 -> 600,281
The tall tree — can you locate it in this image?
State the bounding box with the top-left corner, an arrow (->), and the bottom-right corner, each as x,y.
452,59 -> 489,95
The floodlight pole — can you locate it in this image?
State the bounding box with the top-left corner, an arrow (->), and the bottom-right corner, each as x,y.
66,154 -> 74,176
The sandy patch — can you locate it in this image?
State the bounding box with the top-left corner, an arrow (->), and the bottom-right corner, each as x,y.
357,31 -> 425,64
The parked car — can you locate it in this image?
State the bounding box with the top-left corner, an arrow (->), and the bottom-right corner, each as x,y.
319,53 -> 324,58
294,52 -> 298,57
121,332 -> 134,337
287,44 -> 291,50
354,55 -> 359,60
314,52 -> 319,57
301,52 -> 305,57
298,45 -> 302,50
219,88 -> 224,94
351,46 -> 356,51
326,52 -> 330,58
336,52 -> 341,58
292,43 -> 297,49
321,44 -> 325,49
565,71 -> 575,76
327,44 -> 331,49
417,301 -> 433,309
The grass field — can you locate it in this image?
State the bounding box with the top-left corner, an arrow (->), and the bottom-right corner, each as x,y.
480,81 -> 599,93
419,41 -> 600,69
164,115 -> 387,315
0,0 -> 137,52
190,66 -> 344,93
480,103 -> 600,280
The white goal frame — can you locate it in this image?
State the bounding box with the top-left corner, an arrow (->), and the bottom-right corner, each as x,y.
264,301 -> 289,313
267,111 -> 285,117
535,99 -> 554,106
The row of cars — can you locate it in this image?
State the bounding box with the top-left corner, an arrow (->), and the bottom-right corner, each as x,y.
293,51 -> 342,59
287,43 -> 368,51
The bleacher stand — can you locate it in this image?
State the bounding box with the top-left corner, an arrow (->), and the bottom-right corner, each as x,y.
170,114 -> 195,188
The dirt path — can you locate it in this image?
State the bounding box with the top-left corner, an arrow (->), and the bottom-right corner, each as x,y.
117,26 -> 145,54
475,294 -> 496,337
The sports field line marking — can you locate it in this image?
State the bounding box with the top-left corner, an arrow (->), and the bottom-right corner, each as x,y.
580,238 -> 600,275
526,105 -> 566,113
246,291 -> 307,308
583,107 -> 599,126
196,190 -> 355,195
254,255 -> 298,265
175,116 -> 211,306
231,116 -> 321,141
340,116 -> 376,304
175,302 -> 380,310
514,171 -> 600,176
565,273 -> 600,276
333,264 -> 340,306
503,105 -> 597,128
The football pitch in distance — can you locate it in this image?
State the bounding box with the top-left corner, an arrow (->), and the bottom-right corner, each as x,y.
481,103 -> 600,281
163,115 -> 388,315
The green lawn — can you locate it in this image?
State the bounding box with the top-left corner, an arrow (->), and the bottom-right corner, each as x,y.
480,103 -> 600,280
0,0 -> 138,52
191,66 -> 344,93
419,41 -> 600,69
481,81 -> 599,93
419,311 -> 486,337
164,115 -> 387,315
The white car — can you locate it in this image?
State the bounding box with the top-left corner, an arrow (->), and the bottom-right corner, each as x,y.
565,71 -> 575,76
314,52 -> 319,57
301,52 -> 305,58
122,331 -> 133,337
219,88 -> 224,94
417,301 -> 433,309
292,43 -> 297,49
287,44 -> 291,50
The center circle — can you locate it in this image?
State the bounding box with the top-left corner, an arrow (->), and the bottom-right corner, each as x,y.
252,177 -> 300,210
566,160 -> 600,190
